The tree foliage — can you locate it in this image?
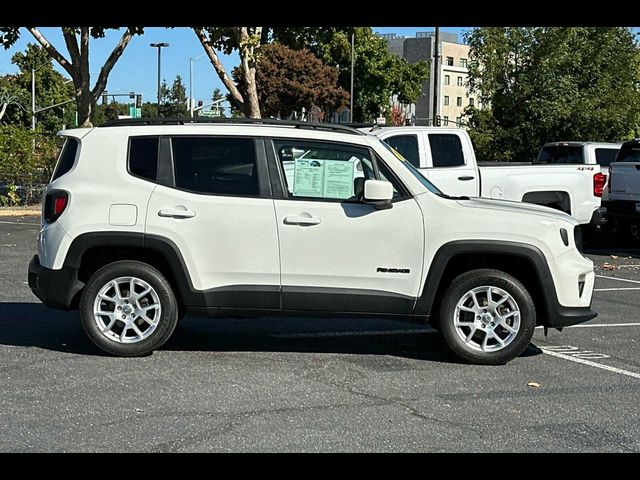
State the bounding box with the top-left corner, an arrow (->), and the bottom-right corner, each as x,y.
236,43 -> 348,120
0,124 -> 60,204
464,27 -> 640,162
273,27 -> 429,122
1,43 -> 76,132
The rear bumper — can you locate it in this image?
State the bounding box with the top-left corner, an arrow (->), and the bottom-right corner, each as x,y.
28,255 -> 82,310
546,304 -> 597,328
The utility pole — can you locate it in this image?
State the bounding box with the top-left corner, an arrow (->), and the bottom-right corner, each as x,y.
432,27 -> 440,126
31,68 -> 36,131
150,42 -> 169,117
350,30 -> 355,123
189,53 -> 206,118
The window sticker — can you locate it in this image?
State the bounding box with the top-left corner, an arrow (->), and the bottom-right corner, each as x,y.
292,158 -> 355,199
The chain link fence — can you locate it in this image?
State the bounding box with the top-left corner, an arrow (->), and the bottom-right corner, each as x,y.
0,126 -> 63,206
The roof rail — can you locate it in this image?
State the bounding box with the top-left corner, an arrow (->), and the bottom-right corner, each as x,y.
101,117 -> 366,136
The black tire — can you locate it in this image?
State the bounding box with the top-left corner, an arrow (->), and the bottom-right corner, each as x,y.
439,268 -> 536,365
79,260 -> 179,357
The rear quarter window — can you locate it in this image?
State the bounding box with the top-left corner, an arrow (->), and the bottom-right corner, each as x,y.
536,146 -> 584,164
51,138 -> 79,181
594,148 -> 619,167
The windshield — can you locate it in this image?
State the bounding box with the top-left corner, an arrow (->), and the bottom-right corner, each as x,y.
379,140 -> 444,196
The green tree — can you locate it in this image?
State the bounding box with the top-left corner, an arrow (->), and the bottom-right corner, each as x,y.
5,43 -> 76,132
464,27 -> 640,162
211,88 -> 226,117
0,27 -> 143,127
273,27 -> 429,122
234,43 -> 348,120
164,75 -> 188,117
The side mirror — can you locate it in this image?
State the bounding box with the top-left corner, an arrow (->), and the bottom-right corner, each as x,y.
364,179 -> 394,210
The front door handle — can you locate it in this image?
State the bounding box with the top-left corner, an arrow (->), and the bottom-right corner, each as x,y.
458,176 -> 475,181
283,215 -> 321,226
158,207 -> 196,219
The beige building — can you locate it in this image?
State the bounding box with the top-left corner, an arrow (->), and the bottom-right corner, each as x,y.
382,31 -> 480,128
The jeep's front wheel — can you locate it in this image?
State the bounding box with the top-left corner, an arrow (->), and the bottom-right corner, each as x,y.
79,261 -> 179,356
439,269 -> 536,365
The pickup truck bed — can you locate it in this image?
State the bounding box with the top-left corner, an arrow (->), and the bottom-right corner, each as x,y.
369,127 -> 604,225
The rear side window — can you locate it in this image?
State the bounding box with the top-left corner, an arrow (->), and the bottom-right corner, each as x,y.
51,138 -> 78,181
594,148 -> 619,167
428,134 -> 465,167
171,137 -> 258,196
385,134 -> 420,168
129,137 -> 159,182
536,146 -> 584,164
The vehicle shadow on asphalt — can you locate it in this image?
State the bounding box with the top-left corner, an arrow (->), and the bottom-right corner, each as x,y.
0,302 -> 543,362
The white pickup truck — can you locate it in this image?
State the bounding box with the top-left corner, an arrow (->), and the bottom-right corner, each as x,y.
368,127 -> 605,225
604,139 -> 640,240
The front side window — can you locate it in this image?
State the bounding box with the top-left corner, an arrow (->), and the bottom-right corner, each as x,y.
429,134 -> 465,167
171,137 -> 258,196
274,140 -> 400,202
129,137 -> 159,182
384,134 -> 420,168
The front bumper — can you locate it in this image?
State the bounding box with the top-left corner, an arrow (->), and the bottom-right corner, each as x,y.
546,304 -> 597,328
28,255 -> 83,310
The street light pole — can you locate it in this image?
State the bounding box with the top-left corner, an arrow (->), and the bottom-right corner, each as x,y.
350,30 -> 355,123
432,27 -> 440,126
150,42 -> 169,117
31,68 -> 36,131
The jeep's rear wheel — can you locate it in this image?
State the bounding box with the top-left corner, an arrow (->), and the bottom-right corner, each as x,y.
439,269 -> 536,365
79,261 -> 178,356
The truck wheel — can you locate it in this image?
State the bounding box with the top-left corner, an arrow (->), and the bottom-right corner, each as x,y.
439,269 -> 536,365
79,260 -> 179,357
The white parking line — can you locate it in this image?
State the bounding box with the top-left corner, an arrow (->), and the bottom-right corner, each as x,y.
596,274 -> 640,285
594,287 -> 640,291
0,220 -> 40,226
540,347 -> 640,380
568,322 -> 640,328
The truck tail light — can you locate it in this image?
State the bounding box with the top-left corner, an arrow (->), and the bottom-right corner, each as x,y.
593,172 -> 606,197
44,191 -> 69,223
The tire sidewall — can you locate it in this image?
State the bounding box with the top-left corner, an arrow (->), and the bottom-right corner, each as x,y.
440,269 -> 536,365
79,261 -> 178,356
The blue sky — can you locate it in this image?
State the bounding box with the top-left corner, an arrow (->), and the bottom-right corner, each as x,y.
0,27 -> 470,105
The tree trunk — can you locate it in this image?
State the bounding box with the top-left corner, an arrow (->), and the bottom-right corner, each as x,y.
76,89 -> 93,127
0,102 -> 7,121
239,27 -> 262,119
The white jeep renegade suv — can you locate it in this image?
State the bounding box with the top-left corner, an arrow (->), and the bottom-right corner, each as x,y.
28,118 -> 596,364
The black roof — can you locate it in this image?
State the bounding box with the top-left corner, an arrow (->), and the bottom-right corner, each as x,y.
100,117 -> 366,136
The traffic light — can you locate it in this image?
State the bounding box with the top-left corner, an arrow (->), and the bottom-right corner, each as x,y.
197,100 -> 203,108
102,92 -> 108,105
136,94 -> 142,109
435,115 -> 441,127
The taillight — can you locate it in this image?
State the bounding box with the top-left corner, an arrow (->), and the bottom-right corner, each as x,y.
44,191 -> 69,223
593,172 -> 606,197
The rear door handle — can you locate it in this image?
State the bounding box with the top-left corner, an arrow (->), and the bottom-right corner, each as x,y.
158,207 -> 196,219
458,176 -> 475,181
283,215 -> 321,226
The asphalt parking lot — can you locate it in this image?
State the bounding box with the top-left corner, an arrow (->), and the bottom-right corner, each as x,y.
1,215 -> 639,452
